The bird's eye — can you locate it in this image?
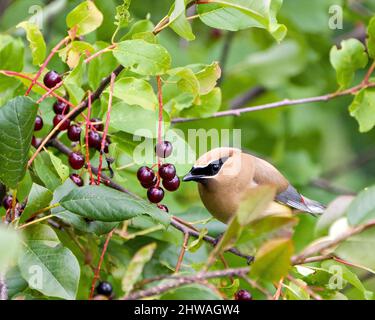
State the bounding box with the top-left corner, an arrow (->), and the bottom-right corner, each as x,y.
212,163 -> 220,172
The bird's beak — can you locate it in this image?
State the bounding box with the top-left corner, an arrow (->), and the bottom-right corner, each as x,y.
183,171 -> 205,182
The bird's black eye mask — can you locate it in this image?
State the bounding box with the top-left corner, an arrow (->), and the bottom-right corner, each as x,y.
183,157 -> 229,182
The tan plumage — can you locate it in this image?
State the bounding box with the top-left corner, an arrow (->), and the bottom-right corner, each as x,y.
183,147 -> 325,224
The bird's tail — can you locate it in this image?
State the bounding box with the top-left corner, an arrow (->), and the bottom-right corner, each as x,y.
301,196 -> 326,216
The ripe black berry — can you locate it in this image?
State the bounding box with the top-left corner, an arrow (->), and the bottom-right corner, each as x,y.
88,131 -> 101,149
162,176 -> 180,192
147,187 -> 164,203
44,70 -> 62,89
234,289 -> 252,301
95,281 -> 113,297
34,116 -> 43,131
159,164 -> 176,181
157,204 -> 169,212
141,176 -> 157,189
53,100 -> 69,115
68,125 -> 82,142
91,118 -> 104,131
69,152 -> 85,170
137,166 -> 155,184
53,114 -> 70,131
70,173 -> 83,187
155,141 -> 173,158
2,195 -> 13,210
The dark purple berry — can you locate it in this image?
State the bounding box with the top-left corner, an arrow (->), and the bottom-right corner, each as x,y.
34,116 -> 43,131
31,136 -> 38,148
53,100 -> 69,115
141,176 -> 157,189
157,204 -> 169,212
95,281 -> 113,297
137,166 -> 155,184
234,290 -> 252,301
43,70 -> 62,89
91,118 -> 104,131
70,173 -> 83,187
88,131 -> 101,149
68,125 -> 82,142
155,141 -> 173,158
53,114 -> 70,131
162,176 -> 180,192
69,152 -> 85,170
2,195 -> 13,210
147,187 -> 164,203
159,164 -> 176,181
103,140 -> 110,153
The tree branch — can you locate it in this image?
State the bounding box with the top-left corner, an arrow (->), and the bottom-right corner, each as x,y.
123,267 -> 250,300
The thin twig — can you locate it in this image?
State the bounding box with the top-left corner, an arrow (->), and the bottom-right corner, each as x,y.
89,229 -> 115,300
175,233 -> 190,273
123,267 -> 250,300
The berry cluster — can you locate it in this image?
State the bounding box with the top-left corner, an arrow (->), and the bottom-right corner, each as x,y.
33,71 -> 112,185
136,141 -> 180,211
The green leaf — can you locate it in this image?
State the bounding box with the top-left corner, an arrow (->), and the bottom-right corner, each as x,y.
180,87 -> 222,118
349,88 -> 375,133
52,179 -> 118,235
192,62 -> 221,95
0,96 -> 37,188
109,77 -> 157,110
322,260 -> 373,300
335,228 -> 375,271
115,0 -> 131,28
6,267 -> 28,299
347,186 -> 375,226
367,16 -> 375,59
122,19 -> 155,41
0,226 -> 21,272
17,21 -> 46,66
66,0 -> 104,36
250,238 -> 294,282
60,185 -> 170,226
19,225 -> 80,300
20,183 -> 53,223
63,57 -> 86,106
110,102 -> 170,138
330,39 -> 368,89
59,41 -> 94,69
197,0 -> 287,42
32,152 -> 63,191
113,40 -> 171,76
169,0 -> 195,41
122,242 -> 156,295
48,151 -> 69,182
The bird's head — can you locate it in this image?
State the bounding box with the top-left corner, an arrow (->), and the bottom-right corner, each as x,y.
183,147 -> 244,185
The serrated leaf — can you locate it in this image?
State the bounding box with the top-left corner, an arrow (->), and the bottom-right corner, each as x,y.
66,0 -> 103,36
20,183 -> 53,223
109,77 -> 157,110
330,39 -> 368,89
47,151 -> 69,183
169,0 -> 195,41
346,185 -> 375,226
197,0 -> 287,42
17,21 -> 46,66
0,96 -> 37,188
250,238 -> 294,282
122,242 -> 156,295
32,152 -> 62,191
18,241 -> 80,300
349,88 -> 375,133
113,40 -> 171,76
60,185 -> 170,226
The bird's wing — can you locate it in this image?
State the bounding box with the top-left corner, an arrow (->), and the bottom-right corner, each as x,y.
275,185 -> 325,215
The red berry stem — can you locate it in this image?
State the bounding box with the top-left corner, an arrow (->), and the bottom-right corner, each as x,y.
85,92 -> 95,185
36,80 -> 64,105
156,76 -> 164,187
25,36 -> 70,96
97,73 -> 116,185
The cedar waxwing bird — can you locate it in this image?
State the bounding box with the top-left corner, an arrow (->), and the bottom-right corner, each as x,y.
183,147 -> 325,224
